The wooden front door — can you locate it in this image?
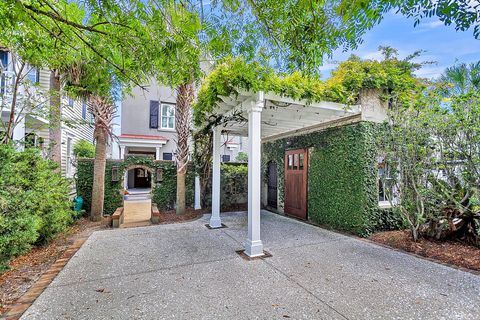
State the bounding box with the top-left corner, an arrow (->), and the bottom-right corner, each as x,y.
284,149 -> 308,219
134,168 -> 151,188
267,161 -> 278,209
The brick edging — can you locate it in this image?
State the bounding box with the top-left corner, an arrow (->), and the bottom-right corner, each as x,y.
1,235 -> 91,320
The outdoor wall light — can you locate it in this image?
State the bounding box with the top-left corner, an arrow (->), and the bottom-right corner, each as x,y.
111,166 -> 119,182
156,168 -> 163,182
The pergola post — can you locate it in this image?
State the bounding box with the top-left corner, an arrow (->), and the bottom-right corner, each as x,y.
194,175 -> 202,210
245,92 -> 264,257
209,127 -> 222,228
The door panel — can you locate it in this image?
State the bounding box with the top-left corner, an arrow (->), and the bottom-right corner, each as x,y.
284,149 -> 308,219
267,161 -> 278,208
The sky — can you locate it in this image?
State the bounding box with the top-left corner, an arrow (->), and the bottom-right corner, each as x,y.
319,12 -> 480,80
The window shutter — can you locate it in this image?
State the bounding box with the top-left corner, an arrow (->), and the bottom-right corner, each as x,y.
149,101 -> 159,129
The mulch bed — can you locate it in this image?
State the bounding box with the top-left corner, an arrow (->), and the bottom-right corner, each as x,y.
157,204 -> 247,224
157,208 -> 208,224
369,230 -> 480,272
0,218 -> 107,316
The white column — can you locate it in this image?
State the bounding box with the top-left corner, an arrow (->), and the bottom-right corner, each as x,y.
155,147 -> 161,160
245,92 -> 264,257
194,175 -> 202,210
209,127 -> 222,228
120,146 -> 125,160
12,115 -> 26,151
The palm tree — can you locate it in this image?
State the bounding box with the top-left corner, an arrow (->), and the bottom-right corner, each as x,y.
175,81 -> 195,215
63,62 -> 115,221
88,95 -> 114,221
441,61 -> 480,95
48,69 -> 62,167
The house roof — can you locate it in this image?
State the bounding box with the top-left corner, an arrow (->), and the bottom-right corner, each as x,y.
119,134 -> 168,141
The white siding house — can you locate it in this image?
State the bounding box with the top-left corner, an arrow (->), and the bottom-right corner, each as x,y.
0,49 -> 95,178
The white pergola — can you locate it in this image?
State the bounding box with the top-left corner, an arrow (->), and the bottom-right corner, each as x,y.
204,90 -> 363,257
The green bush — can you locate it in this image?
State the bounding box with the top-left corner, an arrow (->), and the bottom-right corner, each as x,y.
371,207 -> 405,232
221,163 -> 248,207
73,139 -> 95,158
0,145 -> 74,270
235,151 -> 248,162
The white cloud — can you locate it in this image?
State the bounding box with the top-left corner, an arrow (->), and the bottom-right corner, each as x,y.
414,66 -> 446,79
422,20 -> 444,29
362,51 -> 384,60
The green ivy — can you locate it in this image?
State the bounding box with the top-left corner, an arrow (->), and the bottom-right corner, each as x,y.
76,157 -> 248,214
193,55 -> 422,127
263,122 -> 385,236
76,157 -> 195,214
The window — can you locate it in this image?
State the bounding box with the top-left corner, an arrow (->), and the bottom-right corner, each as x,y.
0,51 -> 7,70
25,133 -> 36,148
26,67 -> 39,83
82,101 -> 87,119
66,137 -> 73,177
149,101 -> 159,129
163,152 -> 173,161
287,154 -> 293,170
222,155 -> 231,162
160,103 -> 175,129
68,97 -> 74,108
0,51 -> 7,94
378,161 -> 393,203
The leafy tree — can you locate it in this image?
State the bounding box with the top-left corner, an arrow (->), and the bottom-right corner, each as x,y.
236,151 -> 248,163
0,50 -> 50,146
73,139 -> 95,158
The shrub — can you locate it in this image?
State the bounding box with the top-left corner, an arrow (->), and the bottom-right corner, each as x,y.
235,151 -> 248,162
0,145 -> 74,270
221,163 -> 248,207
73,139 -> 95,158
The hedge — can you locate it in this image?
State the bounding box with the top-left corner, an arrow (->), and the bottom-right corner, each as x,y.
263,121 -> 391,236
0,145 -> 74,271
76,157 -> 247,215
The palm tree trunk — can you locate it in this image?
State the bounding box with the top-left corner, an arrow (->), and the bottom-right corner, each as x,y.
90,128 -> 107,221
89,96 -> 114,221
48,70 -> 62,167
175,82 -> 194,215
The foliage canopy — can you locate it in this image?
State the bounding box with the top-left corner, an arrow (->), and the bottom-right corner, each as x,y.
193,49 -> 424,126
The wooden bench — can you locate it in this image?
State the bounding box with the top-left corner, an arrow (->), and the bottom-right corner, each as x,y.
112,207 -> 124,228
151,204 -> 160,224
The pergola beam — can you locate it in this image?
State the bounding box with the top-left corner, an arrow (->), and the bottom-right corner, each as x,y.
263,92 -> 360,113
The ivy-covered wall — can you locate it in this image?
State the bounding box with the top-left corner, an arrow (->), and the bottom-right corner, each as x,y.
76,157 -> 195,215
263,121 -> 382,236
76,157 -> 248,215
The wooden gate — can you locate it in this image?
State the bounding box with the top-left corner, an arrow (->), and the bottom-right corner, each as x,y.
267,161 -> 278,209
284,149 -> 308,219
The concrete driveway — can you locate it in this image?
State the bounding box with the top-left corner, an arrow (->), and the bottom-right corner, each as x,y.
21,211 -> 480,320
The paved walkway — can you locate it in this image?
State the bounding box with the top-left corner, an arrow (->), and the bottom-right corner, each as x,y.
21,211 -> 480,319
122,199 -> 152,228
